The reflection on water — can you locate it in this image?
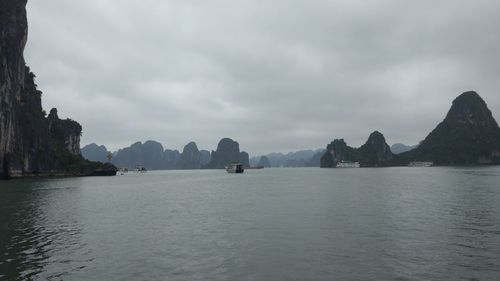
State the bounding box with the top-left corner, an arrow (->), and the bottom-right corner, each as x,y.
0,179 -> 88,280
1,168 -> 500,280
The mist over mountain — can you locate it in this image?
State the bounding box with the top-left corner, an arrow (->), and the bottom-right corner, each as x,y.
82,138 -> 251,170
390,143 -> 416,154
257,156 -> 271,168
81,143 -> 109,163
250,149 -> 325,167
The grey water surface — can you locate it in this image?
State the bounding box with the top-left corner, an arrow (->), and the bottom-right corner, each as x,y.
1,167 -> 500,280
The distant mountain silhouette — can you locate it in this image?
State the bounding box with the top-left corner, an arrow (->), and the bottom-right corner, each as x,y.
177,142 -> 202,169
164,149 -> 181,169
390,143 -> 416,154
81,138 -> 251,170
113,141 -> 167,170
81,143 -> 109,163
320,131 -> 393,168
206,138 -> 250,168
322,91 -> 500,167
240,151 -> 250,167
257,156 -> 271,167
200,150 -> 211,166
398,91 -> 500,165
250,149 -> 325,167
306,150 -> 326,167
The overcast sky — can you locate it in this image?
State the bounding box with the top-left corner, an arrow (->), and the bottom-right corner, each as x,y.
25,0 -> 500,156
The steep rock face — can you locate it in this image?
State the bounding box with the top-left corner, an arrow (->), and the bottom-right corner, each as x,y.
113,141 -> 165,170
206,138 -> 242,169
164,149 -> 181,169
358,131 -> 393,167
200,150 -> 211,166
320,132 -> 393,167
1,0 -> 45,177
82,143 -> 109,163
404,91 -> 500,165
320,139 -> 358,168
0,1 -> 105,178
257,156 -> 271,167
47,108 -> 81,155
177,142 -> 201,169
239,151 -> 250,167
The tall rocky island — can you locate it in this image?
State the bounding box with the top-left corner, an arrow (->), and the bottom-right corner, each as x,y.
206,138 -> 250,169
397,91 -> 500,165
320,131 -> 394,168
0,0 -> 115,179
321,91 -> 500,167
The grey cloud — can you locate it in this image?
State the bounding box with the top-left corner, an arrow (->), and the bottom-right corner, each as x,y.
25,0 -> 500,155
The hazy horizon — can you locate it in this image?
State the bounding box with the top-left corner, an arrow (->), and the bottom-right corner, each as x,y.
24,0 -> 500,155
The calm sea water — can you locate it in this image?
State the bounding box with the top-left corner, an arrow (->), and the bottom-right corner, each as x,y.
1,167 -> 500,280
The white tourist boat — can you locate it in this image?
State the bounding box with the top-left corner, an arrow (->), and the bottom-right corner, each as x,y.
336,161 -> 360,168
226,163 -> 244,174
135,164 -> 147,173
408,161 -> 434,167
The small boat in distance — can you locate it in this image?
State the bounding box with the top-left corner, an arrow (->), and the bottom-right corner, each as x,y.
408,161 -> 434,167
135,164 -> 147,173
336,161 -> 360,168
226,163 -> 244,174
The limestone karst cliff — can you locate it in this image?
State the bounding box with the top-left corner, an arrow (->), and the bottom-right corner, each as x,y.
206,138 -> 250,169
320,131 -> 394,168
397,91 -> 500,165
0,0 -> 115,178
321,92 -> 500,167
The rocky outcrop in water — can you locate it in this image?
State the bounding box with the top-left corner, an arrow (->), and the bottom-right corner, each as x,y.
81,143 -> 109,163
358,131 -> 393,167
257,156 -> 271,167
101,141 -> 211,170
200,150 -> 211,166
239,151 -> 250,167
321,92 -> 500,167
113,141 -> 166,170
250,149 -> 324,167
206,138 -> 243,169
320,131 -> 393,168
398,91 -> 500,165
177,142 -> 202,169
0,1 -> 113,178
164,149 -> 181,169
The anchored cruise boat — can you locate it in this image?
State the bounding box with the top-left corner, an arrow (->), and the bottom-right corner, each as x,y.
226,163 -> 244,174
336,161 -> 360,168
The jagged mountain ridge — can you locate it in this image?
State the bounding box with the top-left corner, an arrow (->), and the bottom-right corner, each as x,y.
250,149 -> 325,167
321,91 -> 500,167
82,138 -> 250,170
